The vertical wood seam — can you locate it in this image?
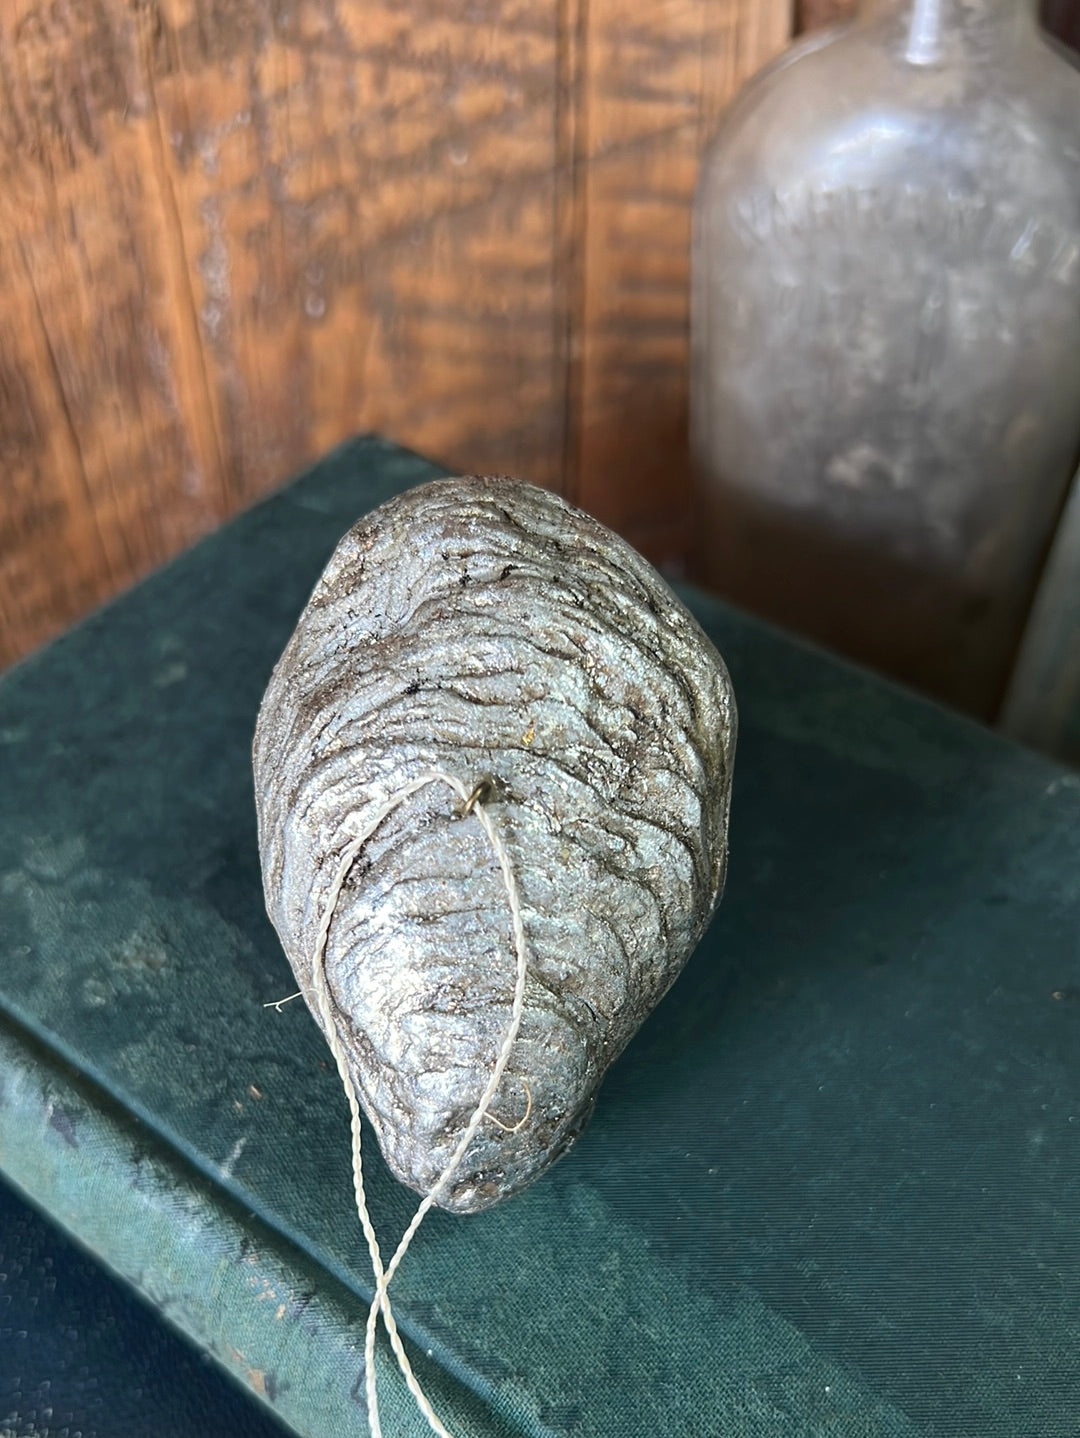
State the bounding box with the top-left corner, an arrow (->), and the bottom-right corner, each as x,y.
14,234 -> 125,586
140,44 -> 230,517
554,0 -> 589,504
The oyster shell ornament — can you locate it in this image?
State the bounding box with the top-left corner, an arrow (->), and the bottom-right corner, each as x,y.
254,475 -> 735,1434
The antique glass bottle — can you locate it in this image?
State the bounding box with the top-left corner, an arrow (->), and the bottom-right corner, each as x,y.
691,0 -> 1080,718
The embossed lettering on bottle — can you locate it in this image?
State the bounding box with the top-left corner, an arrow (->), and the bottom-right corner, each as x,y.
692,0 -> 1080,717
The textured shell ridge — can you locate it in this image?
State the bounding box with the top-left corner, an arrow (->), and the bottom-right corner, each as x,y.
254,474 -> 736,1213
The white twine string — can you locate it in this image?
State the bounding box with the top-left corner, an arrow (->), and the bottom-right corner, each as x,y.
306,769 -> 530,1438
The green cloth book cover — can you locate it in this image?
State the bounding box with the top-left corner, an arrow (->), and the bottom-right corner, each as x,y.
1,437 -> 1078,1436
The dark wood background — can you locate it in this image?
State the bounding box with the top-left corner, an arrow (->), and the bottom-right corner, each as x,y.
1,0 -> 1076,671
0,0 -> 790,669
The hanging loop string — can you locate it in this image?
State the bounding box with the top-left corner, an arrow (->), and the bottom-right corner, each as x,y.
307,769 -> 530,1438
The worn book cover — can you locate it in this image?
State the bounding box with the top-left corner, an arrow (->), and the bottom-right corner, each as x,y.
1,436 -> 1078,1436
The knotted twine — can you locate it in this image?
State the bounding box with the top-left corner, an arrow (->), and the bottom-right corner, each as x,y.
307,768 -> 528,1438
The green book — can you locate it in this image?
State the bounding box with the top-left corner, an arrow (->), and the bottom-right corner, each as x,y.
2,436 -> 1078,1437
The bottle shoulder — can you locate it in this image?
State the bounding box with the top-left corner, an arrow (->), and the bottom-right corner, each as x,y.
700,24 -> 1080,199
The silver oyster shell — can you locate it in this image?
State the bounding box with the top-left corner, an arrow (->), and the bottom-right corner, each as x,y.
254,477 -> 736,1213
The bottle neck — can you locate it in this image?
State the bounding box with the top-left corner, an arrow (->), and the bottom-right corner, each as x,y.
858,0 -> 1039,63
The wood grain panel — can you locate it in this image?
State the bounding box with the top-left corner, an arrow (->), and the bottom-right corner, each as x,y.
571,0 -> 791,567
795,0 -> 850,30
0,0 -> 789,668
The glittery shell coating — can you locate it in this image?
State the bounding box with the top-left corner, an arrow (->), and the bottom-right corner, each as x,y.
253,477 -> 736,1213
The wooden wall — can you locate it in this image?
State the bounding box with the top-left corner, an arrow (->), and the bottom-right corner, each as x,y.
0,0 -> 791,669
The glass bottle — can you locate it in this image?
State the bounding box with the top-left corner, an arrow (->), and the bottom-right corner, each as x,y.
691,0 -> 1080,719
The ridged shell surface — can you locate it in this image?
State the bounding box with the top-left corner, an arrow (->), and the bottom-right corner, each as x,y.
254,477 -> 736,1213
